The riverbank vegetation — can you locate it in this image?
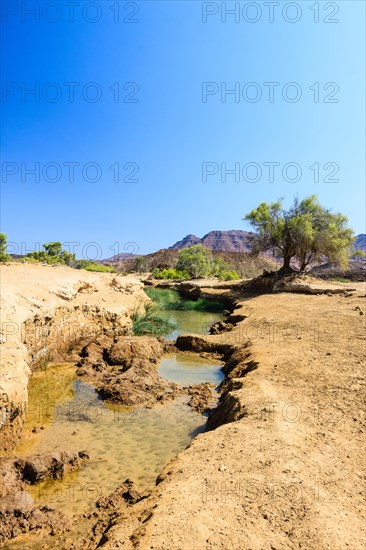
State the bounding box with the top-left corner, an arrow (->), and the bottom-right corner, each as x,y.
144,287 -> 226,313
151,245 -> 240,281
131,303 -> 177,336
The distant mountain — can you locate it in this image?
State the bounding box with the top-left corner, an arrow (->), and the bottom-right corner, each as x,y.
355,234 -> 366,252
170,230 -> 254,253
103,231 -> 366,262
170,234 -> 200,249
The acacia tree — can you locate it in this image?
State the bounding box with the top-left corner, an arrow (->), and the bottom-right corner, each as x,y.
244,195 -> 355,272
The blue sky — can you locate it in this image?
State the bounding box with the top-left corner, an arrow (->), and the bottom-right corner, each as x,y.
1,1 -> 365,259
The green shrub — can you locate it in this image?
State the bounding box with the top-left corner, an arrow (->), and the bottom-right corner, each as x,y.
218,270 -> 240,281
77,260 -> 115,273
152,268 -> 190,280
131,303 -> 177,336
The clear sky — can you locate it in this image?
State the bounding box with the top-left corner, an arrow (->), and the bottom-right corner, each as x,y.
1,0 -> 365,259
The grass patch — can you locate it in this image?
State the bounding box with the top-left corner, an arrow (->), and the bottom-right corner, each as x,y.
131,303 -> 177,336
144,287 -> 226,313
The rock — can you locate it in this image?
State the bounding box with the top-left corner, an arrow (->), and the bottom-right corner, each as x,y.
187,383 -> 218,413
105,336 -> 162,367
77,336 -> 181,408
14,450 -> 89,484
52,288 -> 77,301
0,505 -> 69,544
77,337 -> 112,369
77,281 -> 95,294
0,449 -> 87,543
210,321 -> 234,334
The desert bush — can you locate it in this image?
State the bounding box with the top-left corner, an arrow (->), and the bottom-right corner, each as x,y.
152,267 -> 190,280
218,270 -> 240,281
76,259 -> 115,272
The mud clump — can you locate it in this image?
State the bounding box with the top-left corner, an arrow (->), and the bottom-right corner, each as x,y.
0,450 -> 88,544
77,336 -> 182,408
176,335 -> 232,355
15,449 -> 89,484
186,383 -> 218,414
68,480 -> 148,550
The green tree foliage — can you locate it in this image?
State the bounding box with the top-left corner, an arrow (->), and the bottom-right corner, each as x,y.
176,244 -> 213,278
0,233 -> 11,262
175,244 -> 240,280
27,242 -> 76,266
245,195 -> 355,271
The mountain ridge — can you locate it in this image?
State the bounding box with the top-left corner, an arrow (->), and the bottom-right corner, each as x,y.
103,231 -> 366,262
170,230 -> 254,253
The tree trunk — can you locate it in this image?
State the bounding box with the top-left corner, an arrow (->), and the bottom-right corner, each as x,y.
279,255 -> 295,276
283,256 -> 291,269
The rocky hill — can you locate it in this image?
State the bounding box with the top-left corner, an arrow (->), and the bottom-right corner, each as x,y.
170,230 -> 254,252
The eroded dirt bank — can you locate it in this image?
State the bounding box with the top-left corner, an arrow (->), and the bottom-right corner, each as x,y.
90,278 -> 365,550
0,263 -> 147,451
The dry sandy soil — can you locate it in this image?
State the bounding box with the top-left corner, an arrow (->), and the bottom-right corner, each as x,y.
99,278 -> 366,550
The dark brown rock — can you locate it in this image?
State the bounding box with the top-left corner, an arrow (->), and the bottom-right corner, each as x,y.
15,450 -> 89,484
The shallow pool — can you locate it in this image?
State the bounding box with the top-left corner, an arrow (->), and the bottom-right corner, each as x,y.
14,365 -> 206,516
159,353 -> 224,386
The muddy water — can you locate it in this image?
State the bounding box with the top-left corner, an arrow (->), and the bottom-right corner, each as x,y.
10,298 -> 224,524
159,353 -> 224,385
14,367 -> 205,516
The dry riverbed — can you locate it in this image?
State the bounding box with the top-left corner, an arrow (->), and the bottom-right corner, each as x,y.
1,265 -> 365,549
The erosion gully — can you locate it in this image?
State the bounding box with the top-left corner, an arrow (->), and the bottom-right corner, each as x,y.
4,287 -> 229,548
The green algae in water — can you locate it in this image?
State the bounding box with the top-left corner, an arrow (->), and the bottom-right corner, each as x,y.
159,309 -> 225,340
144,288 -> 226,340
144,287 -> 227,312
